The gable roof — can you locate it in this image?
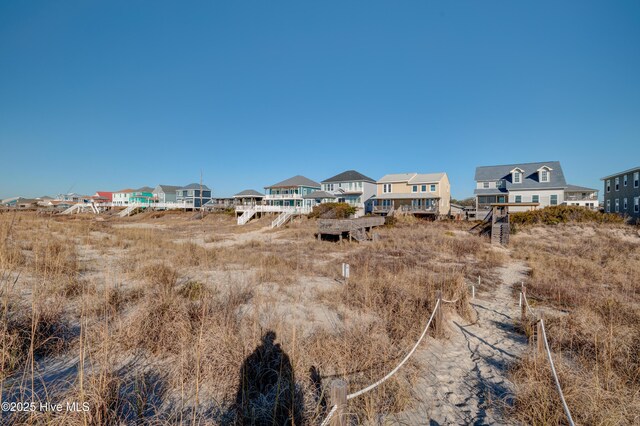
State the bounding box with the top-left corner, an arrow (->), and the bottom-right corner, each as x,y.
410,173 -> 446,184
322,170 -> 375,184
134,186 -> 154,193
302,190 -> 337,199
601,166 -> 640,180
179,183 -> 211,190
233,189 -> 264,198
565,184 -> 598,192
474,161 -> 567,192
114,188 -> 135,193
377,172 -> 446,184
266,175 -> 321,189
154,185 -> 181,193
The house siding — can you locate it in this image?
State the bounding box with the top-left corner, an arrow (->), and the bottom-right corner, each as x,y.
602,168 -> 640,219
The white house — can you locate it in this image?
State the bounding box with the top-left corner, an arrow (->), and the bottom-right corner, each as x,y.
318,170 -> 377,216
112,189 -> 134,206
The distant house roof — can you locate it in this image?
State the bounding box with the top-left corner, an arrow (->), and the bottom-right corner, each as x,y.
378,173 -> 417,183
265,175 -> 321,189
154,185 -> 181,193
114,188 -> 135,193
377,172 -> 446,184
135,186 -> 154,192
322,170 -> 375,184
179,183 -> 211,190
565,184 -> 598,192
302,190 -> 337,199
233,189 -> 264,198
38,195 -> 53,200
474,161 -> 567,193
373,193 -> 440,200
601,166 -> 640,180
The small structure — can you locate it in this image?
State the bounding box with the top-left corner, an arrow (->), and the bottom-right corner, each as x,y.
474,202 -> 538,246
91,191 -> 113,204
112,189 -> 135,206
316,216 -> 385,242
233,189 -> 264,207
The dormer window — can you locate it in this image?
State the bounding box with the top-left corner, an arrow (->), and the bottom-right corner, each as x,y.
510,167 -> 524,184
536,165 -> 553,183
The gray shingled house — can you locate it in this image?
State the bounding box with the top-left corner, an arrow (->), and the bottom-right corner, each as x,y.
601,166 -> 640,220
153,184 -> 182,203
320,170 -> 377,216
474,161 -> 591,213
264,175 -> 321,207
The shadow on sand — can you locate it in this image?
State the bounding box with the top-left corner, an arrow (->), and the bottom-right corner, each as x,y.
234,331 -> 304,425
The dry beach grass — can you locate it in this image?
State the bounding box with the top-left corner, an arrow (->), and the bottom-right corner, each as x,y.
1,210 -> 638,425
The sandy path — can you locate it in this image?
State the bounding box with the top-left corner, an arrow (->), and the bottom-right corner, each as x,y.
387,258 -> 529,425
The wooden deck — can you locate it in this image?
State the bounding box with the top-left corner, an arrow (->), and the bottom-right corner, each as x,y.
317,216 -> 385,241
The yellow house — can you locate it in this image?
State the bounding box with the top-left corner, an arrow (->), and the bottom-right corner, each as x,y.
373,172 -> 451,217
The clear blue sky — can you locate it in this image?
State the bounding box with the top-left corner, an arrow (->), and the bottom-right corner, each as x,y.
1,1 -> 639,199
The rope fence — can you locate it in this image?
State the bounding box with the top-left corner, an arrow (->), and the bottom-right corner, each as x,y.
521,285 -> 575,426
320,299 -> 441,426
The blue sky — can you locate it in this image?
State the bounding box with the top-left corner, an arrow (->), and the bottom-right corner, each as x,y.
1,1 -> 639,199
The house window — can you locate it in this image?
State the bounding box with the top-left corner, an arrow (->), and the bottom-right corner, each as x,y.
635,197 -> 639,213
540,170 -> 549,182
515,195 -> 522,203
606,200 -> 610,212
615,198 -> 619,212
421,185 -> 426,192
412,185 -> 418,193
532,195 -> 539,203
635,172 -> 639,188
615,177 -> 619,191
383,184 -> 391,194
513,172 -> 522,184
624,198 -> 628,210
430,184 -> 436,192
550,194 -> 558,205
606,180 -> 611,193
483,182 -> 489,189
624,175 -> 628,187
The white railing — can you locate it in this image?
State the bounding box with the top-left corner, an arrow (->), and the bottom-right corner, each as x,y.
263,193 -> 304,200
271,211 -> 294,228
235,205 -> 312,214
237,208 -> 256,225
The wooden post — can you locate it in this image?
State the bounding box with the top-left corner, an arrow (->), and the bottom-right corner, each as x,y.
536,317 -> 544,357
521,284 -> 527,323
435,290 -> 444,337
330,380 -> 347,426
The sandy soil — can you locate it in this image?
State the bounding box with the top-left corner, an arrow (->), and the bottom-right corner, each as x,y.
388,257 -> 530,425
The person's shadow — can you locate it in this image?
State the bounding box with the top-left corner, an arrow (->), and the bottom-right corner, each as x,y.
235,331 -> 304,425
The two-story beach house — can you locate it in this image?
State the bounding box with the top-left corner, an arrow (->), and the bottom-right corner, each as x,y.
474,161 -> 597,213
564,185 -> 599,210
153,185 -> 181,204
317,170 -> 377,216
176,184 -> 212,208
264,175 -> 321,208
112,189 -> 134,206
601,166 -> 640,220
373,172 -> 451,217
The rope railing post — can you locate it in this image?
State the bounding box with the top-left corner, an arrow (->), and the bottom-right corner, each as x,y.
536,316 -> 544,358
521,283 -> 527,323
540,318 -> 576,426
330,380 -> 347,426
435,290 -> 444,337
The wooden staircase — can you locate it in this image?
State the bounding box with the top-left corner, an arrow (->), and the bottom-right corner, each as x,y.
490,209 -> 510,245
237,208 -> 256,225
271,211 -> 294,228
